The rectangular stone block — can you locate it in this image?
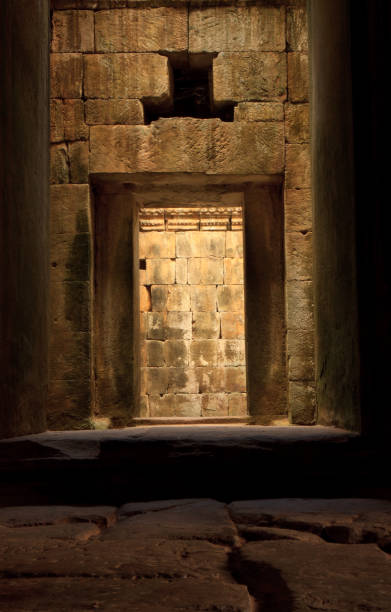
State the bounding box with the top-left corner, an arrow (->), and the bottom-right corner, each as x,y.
199,232 -> 225,257
285,188 -> 312,232
50,232 -> 90,283
220,312 -> 245,339
285,144 -> 311,189
140,367 -> 147,394
192,312 -> 220,339
166,286 -> 191,311
50,280 -> 90,333
168,368 -> 199,394
213,53 -> 287,105
49,330 -> 90,381
188,258 -> 224,285
50,100 -> 64,143
50,144 -> 69,185
190,340 -> 218,367
69,141 -> 89,184
84,54 -> 171,103
285,103 -> 310,143
190,286 -> 217,312
287,329 -> 315,381
140,340 -> 147,367
151,286 -> 168,312
139,395 -> 149,418
218,340 -> 246,367
225,232 -> 243,258
140,313 -> 147,339
289,381 -> 315,425
176,232 -> 201,257
145,367 -> 169,395
164,340 -> 189,367
286,280 -> 314,331
217,286 -> 244,312
140,286 -> 151,312
50,54 -> 83,99
166,312 -> 192,340
52,10 -> 94,52
85,100 -> 144,125
225,367 -> 246,393
287,7 -> 308,52
51,184 -> 90,235
146,340 -> 165,367
174,394 -> 202,417
95,8 -> 187,52
176,259 -> 187,284
63,100 -> 88,141
147,312 -> 166,340
235,102 -> 284,122
196,367 -> 226,393
224,258 -> 244,284
201,394 -> 228,417
146,259 -> 175,285
285,231 -> 312,281
139,269 -> 146,285
139,232 -> 175,259
288,53 -> 309,102
149,394 -> 175,417
228,393 -> 248,417
190,6 -> 285,52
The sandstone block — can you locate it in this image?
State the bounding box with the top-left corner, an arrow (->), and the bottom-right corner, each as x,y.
174,394 -> 202,417
149,394 -> 175,417
139,269 -> 146,285
176,232 -> 201,257
285,143 -> 311,189
284,188 -> 312,232
192,312 -> 220,339
50,54 -> 83,99
176,259 -> 188,284
52,10 -> 94,52
50,280 -> 90,333
140,286 -> 151,312
285,103 -> 310,143
85,99 -> 144,125
224,258 -> 244,284
164,340 -> 189,367
147,312 -> 166,340
228,393 -> 248,417
63,100 -> 88,141
49,330 -> 90,381
166,285 -> 191,311
146,340 -> 165,367
287,7 -> 308,52
50,144 -> 69,184
150,285 -> 168,312
190,340 -> 218,367
189,6 -> 285,52
188,258 -> 224,285
84,54 -> 171,103
201,394 -> 228,417
287,329 -> 314,381
69,141 -> 89,183
286,280 -> 314,331
140,367 -> 147,394
221,312 -> 245,339
196,367 -> 226,393
235,102 -> 284,122
95,7 -> 187,53
226,232 -> 243,258
213,53 -> 287,104
168,368 -> 199,394
199,232 -> 225,257
166,312 -> 192,340
225,367 -> 246,393
50,100 -> 64,143
139,231 -> 175,259
191,286 -> 217,312
146,367 -> 169,395
139,395 -> 149,417
218,340 -> 246,366
289,381 -> 315,424
50,232 -> 90,283
288,52 -> 309,102
217,286 -> 244,312
146,259 -> 175,285
140,312 -> 147,338
285,231 -> 312,281
140,340 -> 147,367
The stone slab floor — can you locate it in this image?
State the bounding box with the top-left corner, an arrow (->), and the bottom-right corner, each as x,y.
1,498 -> 391,611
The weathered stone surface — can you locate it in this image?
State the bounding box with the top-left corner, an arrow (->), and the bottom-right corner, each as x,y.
288,52 -> 309,102
174,394 -> 202,416
0,522 -> 100,542
69,140 -> 89,183
225,367 -> 246,393
84,53 -> 171,102
139,231 -> 175,258
168,368 -> 199,394
192,312 -> 220,339
237,524 -> 324,544
146,367 -> 169,395
190,339 -> 218,367
49,330 -> 90,380
188,257 -> 224,285
146,340 -> 165,367
285,143 -> 311,189
166,312 -> 192,340
235,101 -> 284,122
287,7 -> 308,52
213,53 -> 287,104
0,506 -> 117,528
50,231 -> 90,283
201,393 -> 228,416
85,99 -> 144,125
190,286 -> 217,312
190,5 -> 285,52
150,285 -> 168,311
226,231 -> 243,258
176,258 -> 188,284
50,53 -> 83,98
164,340 -> 189,367
52,10 -> 94,52
289,381 -> 316,424
196,367 -> 226,393
63,100 -> 88,141
221,312 -> 245,339
50,143 -> 69,184
286,280 -> 314,331
140,285 -> 151,311
285,102 -> 310,143
50,100 -> 65,143
149,393 -> 175,417
228,393 -> 248,416
224,258 -> 244,284
218,340 -> 246,367
176,232 -> 201,257
285,231 -> 312,281
166,285 -> 191,311
95,7 -> 187,52
147,312 -> 166,340
50,280 -> 90,333
285,188 -> 312,231
287,328 -> 314,380
146,259 -> 175,284
217,285 -> 244,312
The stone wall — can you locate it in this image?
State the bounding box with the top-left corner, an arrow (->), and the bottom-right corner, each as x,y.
48,0 -> 313,428
139,208 -> 247,418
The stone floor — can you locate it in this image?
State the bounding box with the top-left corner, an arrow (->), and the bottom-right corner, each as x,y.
1,498 -> 391,611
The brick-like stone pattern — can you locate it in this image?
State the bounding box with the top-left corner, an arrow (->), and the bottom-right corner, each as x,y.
139,208 -> 247,418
